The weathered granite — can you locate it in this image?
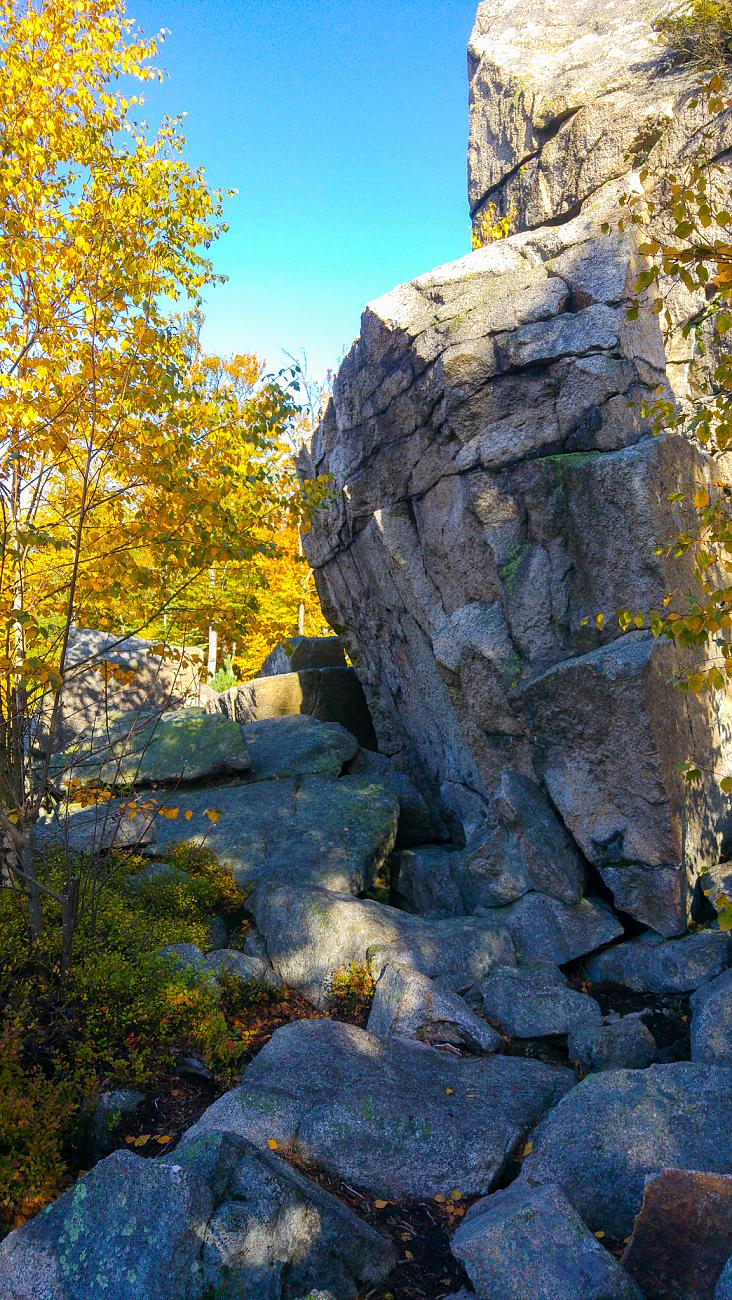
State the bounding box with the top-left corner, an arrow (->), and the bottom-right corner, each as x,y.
481,963 -> 602,1039
367,961 -> 501,1052
568,1017 -> 658,1074
585,929 -> 731,993
519,1064 -> 732,1236
215,665 -> 378,750
296,0 -> 732,938
452,1182 -> 643,1300
260,635 -> 346,676
186,1019 -> 573,1200
691,968 -> 732,1065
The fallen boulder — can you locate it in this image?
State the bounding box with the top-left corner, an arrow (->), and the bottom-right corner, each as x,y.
480,963 -> 601,1039
485,892 -> 623,965
217,665 -> 378,750
452,1182 -> 643,1300
243,714 -> 358,781
585,930 -> 731,993
568,1017 -> 657,1074
519,1063 -> 732,1236
252,883 -> 516,1006
367,962 -> 501,1052
187,1019 -> 573,1200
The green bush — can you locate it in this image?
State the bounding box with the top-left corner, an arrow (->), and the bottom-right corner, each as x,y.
0,843 -> 261,1232
656,0 -> 732,67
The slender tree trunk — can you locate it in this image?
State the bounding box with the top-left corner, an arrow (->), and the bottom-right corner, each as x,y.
207,622 -> 218,681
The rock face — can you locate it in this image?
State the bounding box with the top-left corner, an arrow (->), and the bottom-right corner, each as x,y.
297,0 -> 732,938
260,635 -> 346,676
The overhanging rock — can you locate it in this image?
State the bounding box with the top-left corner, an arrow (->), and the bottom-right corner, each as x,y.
298,0 -> 732,937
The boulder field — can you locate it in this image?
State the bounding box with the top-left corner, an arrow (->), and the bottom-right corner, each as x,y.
10,0 -> 732,1296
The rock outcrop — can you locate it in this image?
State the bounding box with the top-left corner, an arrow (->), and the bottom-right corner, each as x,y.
298,0 -> 732,937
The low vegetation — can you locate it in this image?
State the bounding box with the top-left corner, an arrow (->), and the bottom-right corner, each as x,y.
656,0 -> 732,67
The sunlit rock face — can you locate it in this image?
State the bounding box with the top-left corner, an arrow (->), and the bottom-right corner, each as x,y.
298,0 -> 732,937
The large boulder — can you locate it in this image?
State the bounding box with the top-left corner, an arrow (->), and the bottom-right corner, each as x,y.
585,929 -> 731,993
0,1135 -> 396,1300
186,1019 -> 573,1200
243,714 -> 358,781
621,1169 -> 732,1300
518,1063 -> 732,1236
216,666 -> 378,750
452,1182 -> 643,1300
38,773 -> 399,898
691,968 -> 732,1065
56,706 -> 251,788
251,882 -> 517,1007
480,963 -> 602,1039
39,627 -> 202,751
367,961 -> 501,1052
296,0 -> 732,938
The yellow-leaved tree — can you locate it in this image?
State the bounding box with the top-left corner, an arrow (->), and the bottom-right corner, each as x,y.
0,0 -> 304,959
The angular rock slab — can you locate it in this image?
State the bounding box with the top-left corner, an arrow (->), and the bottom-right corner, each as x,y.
486,892 -> 623,965
260,635 -> 346,676
519,1063 -> 732,1236
252,883 -> 517,1007
243,714 -> 359,781
188,1019 -> 573,1200
621,1169 -> 732,1300
691,968 -> 732,1065
42,774 -> 399,898
57,706 -> 251,789
585,929 -> 731,994
217,665 -> 378,750
452,1182 -> 643,1300
481,963 -> 601,1039
367,962 -> 501,1053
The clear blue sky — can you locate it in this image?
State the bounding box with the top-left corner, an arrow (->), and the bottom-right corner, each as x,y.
129,0 -> 477,379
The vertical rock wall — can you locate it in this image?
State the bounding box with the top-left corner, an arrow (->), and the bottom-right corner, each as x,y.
298,0 -> 732,937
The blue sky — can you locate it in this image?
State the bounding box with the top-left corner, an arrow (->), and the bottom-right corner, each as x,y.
129,0 -> 478,379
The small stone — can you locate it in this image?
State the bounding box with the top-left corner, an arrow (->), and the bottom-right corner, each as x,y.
691,968 -> 732,1065
585,929 -> 731,993
568,1017 -> 657,1073
367,962 -> 501,1053
451,1182 -> 643,1300
481,963 -> 602,1039
622,1169 -> 732,1300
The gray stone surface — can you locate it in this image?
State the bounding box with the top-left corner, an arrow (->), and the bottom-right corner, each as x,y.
187,1019 -> 573,1200
0,1133 -> 395,1300
486,892 -> 624,965
585,930 -> 731,993
40,773 -> 399,897
243,714 -> 358,781
692,968 -> 732,1066
481,963 -> 601,1039
89,1089 -> 146,1159
260,635 -> 346,676
205,948 -> 284,993
452,1182 -> 643,1300
0,1148 -> 212,1300
719,1256 -> 732,1299
397,844 -> 468,916
568,1017 -> 657,1074
519,1064 -> 732,1235
57,706 -> 251,789
367,962 -> 501,1052
252,882 -> 517,1007
297,0 -> 732,938
216,665 -> 378,750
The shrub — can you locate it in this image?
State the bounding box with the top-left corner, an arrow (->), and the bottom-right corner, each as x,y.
655,0 -> 732,67
324,961 -> 376,1023
0,843 -> 257,1231
472,201 -> 515,250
